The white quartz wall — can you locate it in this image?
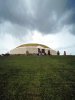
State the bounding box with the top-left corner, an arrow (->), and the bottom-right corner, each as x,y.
10,47 -> 57,55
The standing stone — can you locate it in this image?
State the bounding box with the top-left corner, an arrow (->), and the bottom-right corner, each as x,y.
48,50 -> 51,55
57,51 -> 60,55
64,51 -> 66,56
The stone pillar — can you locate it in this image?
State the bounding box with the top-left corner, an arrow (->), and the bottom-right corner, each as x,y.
57,51 -> 60,55
48,50 -> 51,55
64,51 -> 66,56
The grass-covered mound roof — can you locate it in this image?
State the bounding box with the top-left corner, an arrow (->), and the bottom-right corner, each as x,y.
18,43 -> 49,48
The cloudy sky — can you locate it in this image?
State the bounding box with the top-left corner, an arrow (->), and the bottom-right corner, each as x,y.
0,0 -> 75,55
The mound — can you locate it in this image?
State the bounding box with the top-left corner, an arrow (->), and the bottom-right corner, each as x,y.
10,43 -> 57,55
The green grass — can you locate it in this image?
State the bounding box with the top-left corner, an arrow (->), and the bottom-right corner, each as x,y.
0,55 -> 75,100
18,43 -> 49,48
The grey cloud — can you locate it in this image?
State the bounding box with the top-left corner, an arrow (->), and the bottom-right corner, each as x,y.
0,0 -> 75,35
69,24 -> 75,35
0,0 -> 31,26
0,21 -> 29,38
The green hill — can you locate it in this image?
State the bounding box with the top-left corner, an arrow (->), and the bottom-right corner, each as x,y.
0,55 -> 75,100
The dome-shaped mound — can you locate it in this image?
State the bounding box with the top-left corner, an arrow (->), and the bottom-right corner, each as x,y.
17,43 -> 49,48
10,43 -> 57,55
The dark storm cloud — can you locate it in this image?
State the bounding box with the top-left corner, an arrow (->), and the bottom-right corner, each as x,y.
0,0 -> 32,27
0,0 -> 75,35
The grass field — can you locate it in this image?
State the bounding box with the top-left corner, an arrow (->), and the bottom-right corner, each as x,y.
0,55 -> 75,100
